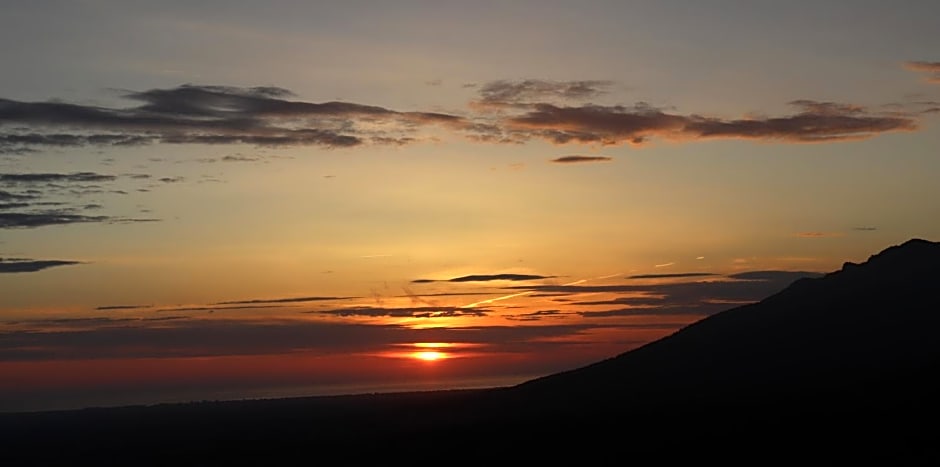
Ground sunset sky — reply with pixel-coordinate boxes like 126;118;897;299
2;0;939;412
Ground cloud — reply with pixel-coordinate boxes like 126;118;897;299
0;190;36;201
852;226;877;231
472;99;917;146
726;271;819;282
550;155;613;164
216;296;359;305
477;79;613;105
412;274;554;283
448;274;555;282
157;305;292;313
0;258;82;273
145;315;190;322
571;296;668;307
795;231;843;238
2;83;921;157
505;309;572;321
5;316;141;326
394;292;496;298
0;172;117;183
510;270;823;310
0;134;153;154
627;272;718;279
904;61;940;84
0;172;161;229
576;302;732;318
96;304;153;311
221;154;262;162
571;272;820;318
0;84;465;154
306;306;488;318
0;212;156;229
0;212;110;228
0;268;827;366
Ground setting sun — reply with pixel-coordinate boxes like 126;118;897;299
413;351;447;361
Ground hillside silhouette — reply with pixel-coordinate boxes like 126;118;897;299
2;239;939;464
516;237;940;405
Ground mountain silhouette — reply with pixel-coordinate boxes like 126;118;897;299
485;238;940;462
513;238;940;410
3;239;939;464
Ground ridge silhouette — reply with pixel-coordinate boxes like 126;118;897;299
513;238;940;409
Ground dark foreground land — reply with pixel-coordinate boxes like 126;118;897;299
3;239;939;465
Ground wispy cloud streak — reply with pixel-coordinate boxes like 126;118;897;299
550;155;612;164
0;171;160;229
905;61;940;84
412;274;554;283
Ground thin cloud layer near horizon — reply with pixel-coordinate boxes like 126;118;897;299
1;0;938;412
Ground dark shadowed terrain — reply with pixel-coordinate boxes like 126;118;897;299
3;239;939;465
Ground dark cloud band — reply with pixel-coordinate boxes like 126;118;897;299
551;155;612;164
0;84;465;154
216;296;359;305
412;274;554;283
0;83;919;156
0;212;156;229
0;258;81;273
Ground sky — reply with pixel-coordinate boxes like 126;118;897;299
1;0;939;412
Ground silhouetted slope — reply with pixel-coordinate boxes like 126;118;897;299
515;238;940;410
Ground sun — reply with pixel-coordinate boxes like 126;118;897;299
412;350;446;361
396;343;462;361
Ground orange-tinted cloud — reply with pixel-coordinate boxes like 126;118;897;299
480;100;916;146
550;155;613;164
904;61;940;84
795;231;843;238
476;79;612;105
